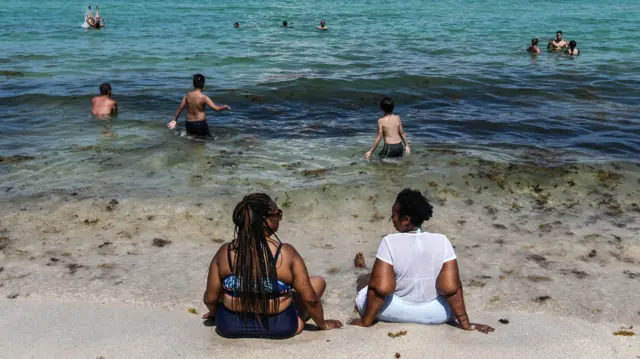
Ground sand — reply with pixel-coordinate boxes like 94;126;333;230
0;299;637;359
1;149;639;357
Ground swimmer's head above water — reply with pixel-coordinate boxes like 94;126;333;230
234;22;240;28
193;74;205;89
283;21;288;27
569;40;577;49
556;31;563;41
320;19;326;27
531;38;539;46
99;83;112;97
380;96;394;114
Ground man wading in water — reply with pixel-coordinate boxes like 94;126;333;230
167;74;232;138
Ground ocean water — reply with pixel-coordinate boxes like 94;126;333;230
1;0;640;198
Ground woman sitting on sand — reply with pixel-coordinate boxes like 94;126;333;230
349;189;494;333
202;193;343;338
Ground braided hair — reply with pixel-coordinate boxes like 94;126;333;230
230;193;281;322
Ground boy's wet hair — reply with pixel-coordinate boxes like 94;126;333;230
395;188;434;227
99;83;111;95
557;30;563;35
193;74;205;89
569;40;577;48
380;96;395;113
532;38;539;45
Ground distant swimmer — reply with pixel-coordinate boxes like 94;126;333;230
547;31;568;51
364;97;411;161
234;22;240;28
85;5;93;25
91;83;117;117
167;74;232;138
566;40;580;56
282;21;288;27
317;19;328;30
527;38;540;54
86;5;105;29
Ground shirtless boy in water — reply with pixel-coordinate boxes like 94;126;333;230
167;74;231;137
91;83;117;117
364;97;411;160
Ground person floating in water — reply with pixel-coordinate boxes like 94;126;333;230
91;83;117;117
527;38;540;54
317;19;328;30
167;74;232;138
282;21;288;27
566;40;580;56
86;5;105;29
547;31;568;51
85;5;93;25
364;97;411;161
234;22;240;28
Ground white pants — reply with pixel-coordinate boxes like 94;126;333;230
355;286;453;324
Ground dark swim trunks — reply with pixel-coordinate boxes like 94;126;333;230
185;121;212;137
215;303;299;339
379;143;404;158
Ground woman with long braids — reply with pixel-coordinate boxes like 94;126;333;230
349;189;495;334
203;193;343;338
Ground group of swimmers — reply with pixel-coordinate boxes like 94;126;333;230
85;5;105;29
234;19;328;30
527;31;579;56
91;74;410;161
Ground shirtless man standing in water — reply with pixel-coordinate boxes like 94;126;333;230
548;31;569;51
167;74;232;137
91;83;117;117
364;97;411;160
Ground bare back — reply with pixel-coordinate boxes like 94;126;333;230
217;241;297;314
379;115;403;145
91;95;117;117
184;90;210;122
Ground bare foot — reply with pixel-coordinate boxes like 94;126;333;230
354;252;366;268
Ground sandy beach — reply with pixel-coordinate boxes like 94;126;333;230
1;299;637;359
1;150;639;358
3;0;640;356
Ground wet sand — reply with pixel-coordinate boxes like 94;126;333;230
1;149;639;357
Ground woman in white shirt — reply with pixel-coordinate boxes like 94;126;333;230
349;188;494;333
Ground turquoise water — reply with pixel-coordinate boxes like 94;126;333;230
1;0;640;197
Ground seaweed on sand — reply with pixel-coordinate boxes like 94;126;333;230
152;238;172;247
0;155;35;164
613;330;635;337
527;275;552;282
534;295;551;303
370;212;385;222
388;330;407;338
301;168;331;177
596;170;623;182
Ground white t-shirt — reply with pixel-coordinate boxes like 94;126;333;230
376;231;457;303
